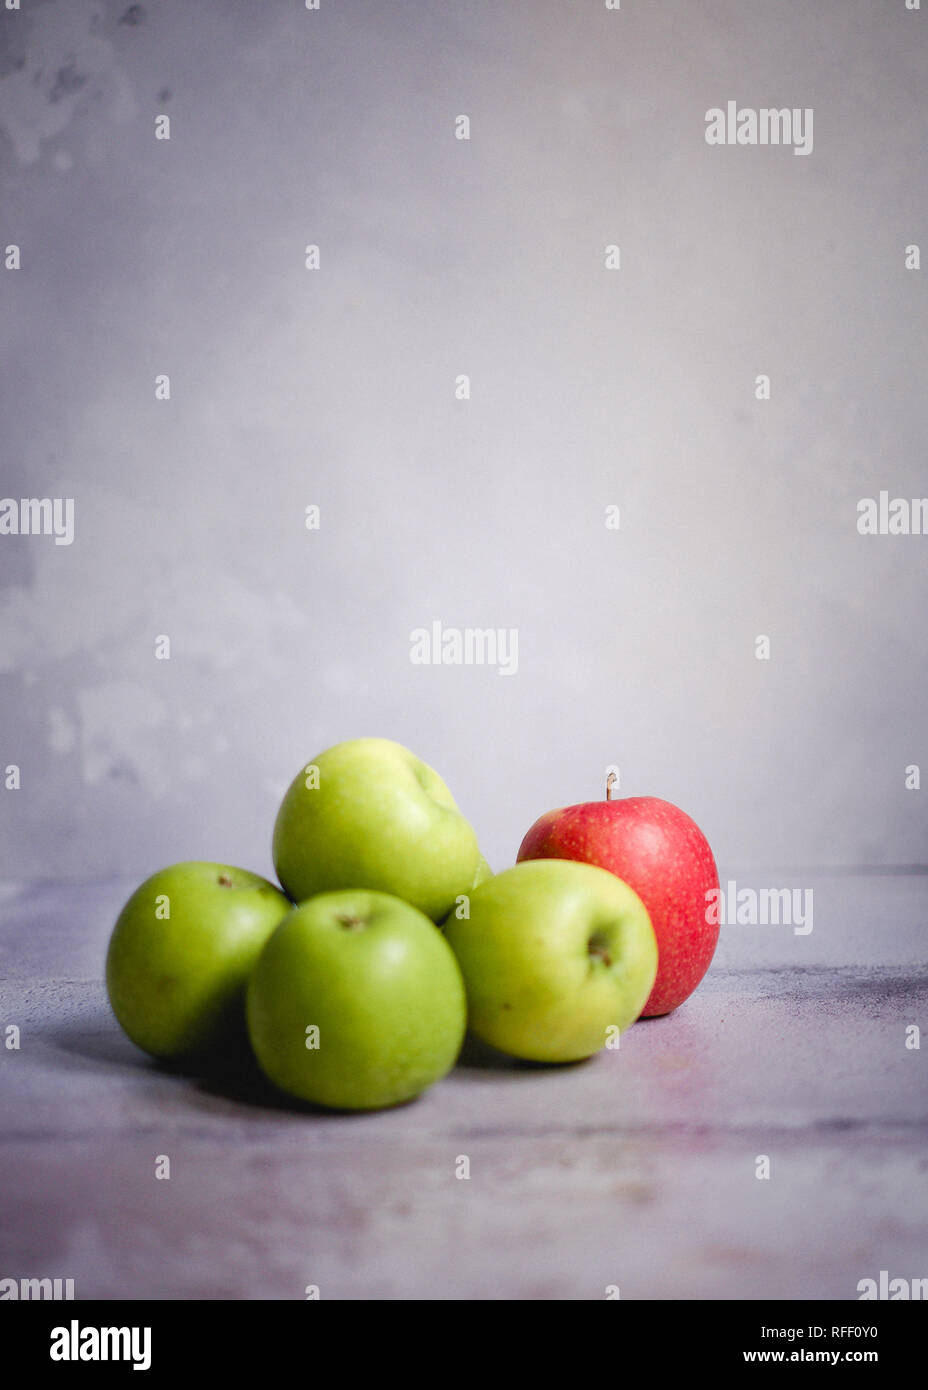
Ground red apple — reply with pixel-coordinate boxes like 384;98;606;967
516;778;719;1016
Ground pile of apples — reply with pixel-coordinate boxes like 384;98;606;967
106;738;719;1110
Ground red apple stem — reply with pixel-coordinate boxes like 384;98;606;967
606;771;617;801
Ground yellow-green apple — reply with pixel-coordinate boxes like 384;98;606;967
273;738;481;922
517;780;719;1015
444;859;657;1062
106;862;292;1063
246;889;467;1109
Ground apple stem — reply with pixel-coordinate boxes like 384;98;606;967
606;772;617;801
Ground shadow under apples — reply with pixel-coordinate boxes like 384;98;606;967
47;1016;588;1115
45;1017;144;1070
191;1050;396;1118
160;1034;393;1118
45;1016;379;1118
454;1031;592;1074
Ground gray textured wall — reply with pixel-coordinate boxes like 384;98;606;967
1;0;926;883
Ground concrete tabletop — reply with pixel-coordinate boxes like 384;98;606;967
1;872;926;1301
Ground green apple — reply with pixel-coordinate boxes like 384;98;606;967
246;889;467;1110
106;862;292;1064
273;738;481;922
444;859;658;1063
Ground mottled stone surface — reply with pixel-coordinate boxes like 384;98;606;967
1;876;925;1299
